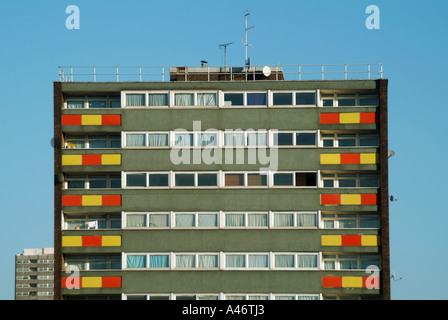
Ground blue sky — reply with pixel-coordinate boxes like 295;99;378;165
0;0;447;300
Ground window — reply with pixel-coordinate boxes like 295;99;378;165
126;134;146;147
174;173;218;188
224;93;244;106
175;93;194;106
320;93;378;107
295;172;317;187
126;93;145;106
65;134;121;149
273;212;317;228
148;173;169;187
148;93;168;106
149;255;169;268
148;133;169;147
65;95;121;109
126;173;146;187
247;132;267;146
247;93;267;106
296;92;316;105
322;173;379;188
197;93;217;106
65;255;121;271
65;214;121;230
322;213;379;229
274;133;293;146
296;132;317;146
149;213;170;227
225;173;244;187
224;132;245;146
174;133;194;147
273;93;292;105
66;174;121;189
273;173;294;186
323;254;380;270
197;173;218;187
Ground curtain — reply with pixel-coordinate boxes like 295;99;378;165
297;255;317;268
175;93;194;106
149;255;169;268
275;255;294;268
197;93;216;106
247;133;267;146
149;214;169;227
148;134;168;147
67;101;84;109
226;214;245;227
248;214;268;227
198;295;218;300
148;94;168;106
324;261;335;270
126;134;146;147
199;133;217;146
224;133;245;146
298;296;319;300
127;255;146;268
198;214;218;227
127;214;146;227
248;255;268;268
247;93;266;106
274;214;294;227
276;296;294;300
174;133;193;146
126;94;145;106
340;260;358;270
226;255;245;268
176;255;195;268
248;296;269;300
297;214;317;227
198;255;218;268
176;214;195;227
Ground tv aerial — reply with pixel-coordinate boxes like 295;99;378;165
243;10;255;66
219;42;233;68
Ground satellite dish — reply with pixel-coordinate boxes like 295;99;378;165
262;66;271;77
388;150;395;158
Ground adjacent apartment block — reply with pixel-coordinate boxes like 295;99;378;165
54;64;389;300
15;248;54;300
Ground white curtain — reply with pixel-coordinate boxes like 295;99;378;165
297;255;317;268
126;214;146;227
298;296;319;300
176;255;195;268
224;133;245;146
276;296;294;300
248;214;268;227
274;214;294;227
248;255;268;268
199;133;217;146
148;94;168;106
247;132;267;146
297;214;317;227
226;214;245;227
197;93;216;106
175;93;194;106
148;134;168;147
176;214;195;227
226;254;245;268
67;101;84;109
126;134;146;147
149;214;169;227
126;94;145;106
198;255;218;268
275;255;294;268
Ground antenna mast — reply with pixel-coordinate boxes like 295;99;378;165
244;11;254;66
219;42;233;68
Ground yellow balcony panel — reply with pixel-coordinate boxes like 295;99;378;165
82;195;103;206
102;236;122;247
360;153;379;164
320;154;341;165
81;115;102;125
340;194;361;205
342;276;363;288
62;236;82;247
62;155;82;166
321;235;342;246
82;277;102;288
339;113;360;124
362;235;381;246
101;154;121;165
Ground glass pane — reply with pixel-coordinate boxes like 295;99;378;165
67;181;85;189
297;214;317;227
248;255;269;268
176;255;195;268
359;134;379;147
175;174;195;187
89;260;107;270
247;174;267;186
224;133;245;146
225;174;244;186
150;296;170;300
127;255;146;268
148;134;168;147
323;99;334;107
198;255;218;268
295;172;316;186
198;214;218;227
339;219;357;228
296;133;316;146
275;255;294;268
247;133;267;146
339;178;357;188
297;255;317;268
176;214;195;227
148;174;169;187
109;100;121;108
126;134;146;147
323;139;334;147
149;255;169;268
274;133;293;146
89;180;107;189
126;94;145;106
360;175;379;187
338;139;356;147
274;214;294;227
127;214;146;227
247;93;267;106
273;93;292;105
323;180;334;188
273;173;293;186
324;219;335;229
224;93;244;106
296;92;316;105
126;174;146;187
226;255;245;268
225;214;245;227
360;217;380;228
174;133;193;146
199;133;217;146
197;174;217;187
197;93;217;106
175;93;194;106
149;214;169;227
248;213;268;227
340;260;358;270
89;101;106;108
148;94;168;106
67;101;84;109
89;140;107;148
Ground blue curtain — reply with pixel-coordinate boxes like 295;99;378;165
150;255;169;268
127;255;146;268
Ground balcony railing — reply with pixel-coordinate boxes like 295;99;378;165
58;63;383;82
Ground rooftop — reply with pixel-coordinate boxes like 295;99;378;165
58;63;383;83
